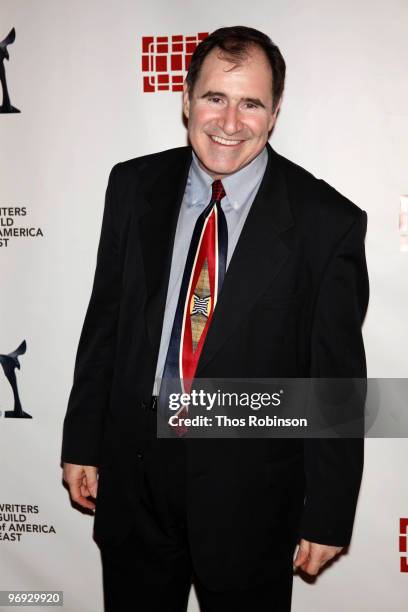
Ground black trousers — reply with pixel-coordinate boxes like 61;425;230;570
100;441;294;612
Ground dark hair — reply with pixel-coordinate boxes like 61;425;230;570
186;26;286;112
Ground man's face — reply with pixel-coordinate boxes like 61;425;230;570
183;45;281;179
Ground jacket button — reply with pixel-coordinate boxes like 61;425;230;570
136;450;143;460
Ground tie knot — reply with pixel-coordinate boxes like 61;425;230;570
211;180;225;203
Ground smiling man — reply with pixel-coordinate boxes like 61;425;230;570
62;26;369;612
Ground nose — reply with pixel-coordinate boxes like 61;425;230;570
219;104;242;135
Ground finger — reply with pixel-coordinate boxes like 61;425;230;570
84;467;98;498
299;547;324;575
80;483;90;497
69;480;96;510
79;471;97;498
301;555;324;576
301;548;334;575
293;539;310;569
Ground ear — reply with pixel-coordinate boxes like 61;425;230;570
182;82;190;119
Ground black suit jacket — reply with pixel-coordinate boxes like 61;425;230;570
62;143;369;590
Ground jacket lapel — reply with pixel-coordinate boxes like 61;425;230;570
196;143;294;375
137;147;192;357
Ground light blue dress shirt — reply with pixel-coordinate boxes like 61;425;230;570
153;146;268;394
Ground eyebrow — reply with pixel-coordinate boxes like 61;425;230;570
199;90;266;109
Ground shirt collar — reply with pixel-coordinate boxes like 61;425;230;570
188;146;268;211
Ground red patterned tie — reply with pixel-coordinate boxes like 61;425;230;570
181;179;226;383
160;179;227;436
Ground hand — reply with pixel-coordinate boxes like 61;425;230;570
293;538;343;576
63;463;98;511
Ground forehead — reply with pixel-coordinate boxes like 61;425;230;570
196;45;273;93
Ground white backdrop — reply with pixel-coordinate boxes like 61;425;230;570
1;1;407;610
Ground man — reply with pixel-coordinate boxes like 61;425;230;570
62;26;369;612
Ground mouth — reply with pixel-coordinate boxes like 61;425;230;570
209;135;244;147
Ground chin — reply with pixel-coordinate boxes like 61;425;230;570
199;156;242;178
205;165;236;178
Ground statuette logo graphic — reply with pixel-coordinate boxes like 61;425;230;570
0;340;31;418
0;27;20;114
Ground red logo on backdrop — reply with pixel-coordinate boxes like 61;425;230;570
142;32;208;92
400;518;408;572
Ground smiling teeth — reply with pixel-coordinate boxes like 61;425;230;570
211;136;241;146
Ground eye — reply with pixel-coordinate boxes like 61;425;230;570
244;102;258;110
208;96;223;104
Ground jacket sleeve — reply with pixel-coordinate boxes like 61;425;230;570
299;209;369;546
61;165;122;466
